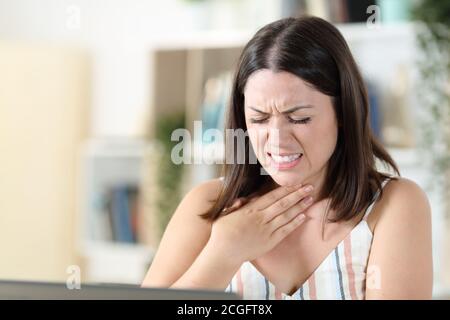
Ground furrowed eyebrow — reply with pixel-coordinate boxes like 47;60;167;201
247;105;314;115
281;105;314;114
247;106;270;115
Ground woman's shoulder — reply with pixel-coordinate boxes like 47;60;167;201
188;177;224;203
371;176;431;233
179;177;224;218
382;177;430;210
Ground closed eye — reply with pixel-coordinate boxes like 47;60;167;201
249;117;311;125
288;117;311;124
249;118;269;124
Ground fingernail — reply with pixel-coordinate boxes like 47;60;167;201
298;213;306;220
304;196;313;205
305;185;314;192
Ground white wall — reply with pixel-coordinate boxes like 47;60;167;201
0;41;89;281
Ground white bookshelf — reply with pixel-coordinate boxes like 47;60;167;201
77;138;156;284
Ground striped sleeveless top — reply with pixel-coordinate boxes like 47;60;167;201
224;177;391;300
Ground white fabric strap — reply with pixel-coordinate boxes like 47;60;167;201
362;177;391;221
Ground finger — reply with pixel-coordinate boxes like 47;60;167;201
270;211;309;242
230;197;246;209
268;195;313;229
253;183;303;210
231;198;243;207
238;197;252;207
263;185;314;223
222;197;247;214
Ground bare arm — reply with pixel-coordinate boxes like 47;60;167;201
365;178;433;299
170;239;242;290
141;178;224;288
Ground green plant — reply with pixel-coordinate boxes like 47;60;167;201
412;0;450;212
154;111;186;236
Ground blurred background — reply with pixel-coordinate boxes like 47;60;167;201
0;0;449;298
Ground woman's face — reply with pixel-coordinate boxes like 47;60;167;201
244;69;338;191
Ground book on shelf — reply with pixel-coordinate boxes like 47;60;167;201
103;184;140;244
366;79;382;142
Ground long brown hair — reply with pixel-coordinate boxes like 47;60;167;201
200;16;399;223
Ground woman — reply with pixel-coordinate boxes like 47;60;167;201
142;16;433;299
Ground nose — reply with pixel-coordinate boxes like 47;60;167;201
266;117;295;150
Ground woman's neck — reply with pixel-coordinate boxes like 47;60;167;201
263;174;326;201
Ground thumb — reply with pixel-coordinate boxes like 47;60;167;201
231;197;247;208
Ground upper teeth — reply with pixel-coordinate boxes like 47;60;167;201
271;153;302;163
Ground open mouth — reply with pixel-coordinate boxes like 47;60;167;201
266;152;303;170
267;152;303;164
